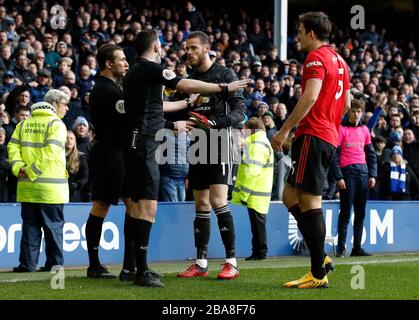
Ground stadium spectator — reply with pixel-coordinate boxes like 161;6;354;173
378;145;419;200
72;116;92;159
262;111;277;143
65;130;89;202
8;89;69;272
232;117;274;261
332;99;377;258
0;126;10;202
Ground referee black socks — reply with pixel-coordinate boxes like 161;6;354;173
86;214;104;268
133;218;152;274
215;205;236;258
194;211;211;259
122;213;136;271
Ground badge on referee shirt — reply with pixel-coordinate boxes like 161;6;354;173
115;100;126;114
162;69;176;80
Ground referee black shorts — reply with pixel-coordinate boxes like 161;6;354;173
90;142;126;205
188;163;230;190
287;134;336;195
124;136;160;201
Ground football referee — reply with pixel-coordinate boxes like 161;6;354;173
85;44;136;280
123;29;247;287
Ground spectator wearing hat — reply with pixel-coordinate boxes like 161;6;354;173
378;145;419;200
0;70;16;99
56;41;69;60
73;116;92;160
208;50;217;62
43;33;60;70
246;91;263;117
231;60;241;76
262;111;277;143
255;101;269;118
243;79;255;108
29;68;51;103
252;60;262;78
5;82;32;116
6;18;18;43
14;41;30;58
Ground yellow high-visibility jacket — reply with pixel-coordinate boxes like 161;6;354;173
232;130;274;214
8;103;69;204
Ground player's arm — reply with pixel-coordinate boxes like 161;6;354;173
175;78;248;94
271;79;322;151
280;79;322;133
163;94;199;113
344;89;351;114
211;69;246;128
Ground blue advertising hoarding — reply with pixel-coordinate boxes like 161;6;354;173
0;201;417;268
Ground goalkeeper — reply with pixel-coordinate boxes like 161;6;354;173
178;31;246;280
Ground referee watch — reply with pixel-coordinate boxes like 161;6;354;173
218;83;228;95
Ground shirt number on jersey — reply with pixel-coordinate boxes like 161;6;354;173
335;68;344;100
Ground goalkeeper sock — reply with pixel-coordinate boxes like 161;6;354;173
86;214;104;268
215;205;236;258
134;218;152;274
194;211;211;259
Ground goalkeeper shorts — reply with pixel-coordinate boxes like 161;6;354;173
188;162;230;190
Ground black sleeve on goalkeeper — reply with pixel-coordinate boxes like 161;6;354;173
214;68;246;129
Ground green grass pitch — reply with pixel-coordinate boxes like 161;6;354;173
1;253;418;300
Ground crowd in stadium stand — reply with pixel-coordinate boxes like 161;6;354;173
0;0;418;203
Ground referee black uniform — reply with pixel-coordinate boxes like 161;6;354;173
123;57;182;287
90;75;127;203
123;58;182;201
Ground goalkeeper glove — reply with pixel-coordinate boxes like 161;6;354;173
188;111;215;129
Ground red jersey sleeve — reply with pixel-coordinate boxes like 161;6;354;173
304;51;326;81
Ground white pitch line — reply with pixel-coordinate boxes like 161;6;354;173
1;257;418;283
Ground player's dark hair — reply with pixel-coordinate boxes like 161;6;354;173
187;31;211;46
96;43;123;71
299;11;332;41
350;99;366;112
134;29;159;57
